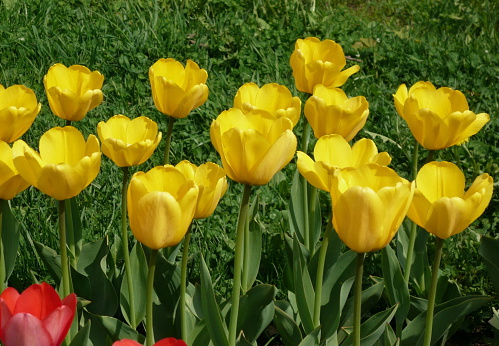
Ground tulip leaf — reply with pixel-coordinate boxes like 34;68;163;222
1;200;20;283
298;326;321;346
200;254;229;346
187;318;212;346
321;276;355;341
274;303;302;346
65;197;83;262
401;295;492;346
34;241;61;283
237;284;276;343
381;244;410;334
241;195;262;293
88;313;145;343
321;249;356;306
120;240;147;329
236;331;254;346
479;237;499;294
408;229;431;297
69;320;92;346
77;238;118;316
342;304;398;346
292;236;315;334
382;323;398;346
70;265;92;299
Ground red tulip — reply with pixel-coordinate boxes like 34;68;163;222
0;282;76;346
113;337;187;346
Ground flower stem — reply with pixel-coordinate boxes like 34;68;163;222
228;184;252;346
403;141;419;284
0;199;5;292
423;237;444;346
65;199;76;268
313;217;332;327
146;249;158;346
354;252;365;346
58;200;71;298
121;167;136;328
241;207;250;294
180;225;193;341
163;116;175;165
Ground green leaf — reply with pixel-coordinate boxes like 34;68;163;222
237;284;276;343
88;313;145;343
200;254;229;346
289;170;307;245
479;237;499;294
342;304;398;346
65;197;83;261
409;230;431;296
274;304;302;346
292;236;315;334
382;244;410;333
298;326;321;346
69;321;92;346
321;276;355;341
241;195;262;292
34;241;61;283
120;240;147;329
77;238;118;316
1;200;20;282
382;323;398;346
401;295;492;346
187;319;211;346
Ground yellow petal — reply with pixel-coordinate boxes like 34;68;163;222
297;151;332;192
37;164;86;200
424;197;475;239
39;127;86;165
415;161;465;202
12;140;44;187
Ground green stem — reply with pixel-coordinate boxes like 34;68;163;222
0;199;5;292
146;249;158;346
163;116;175;165
228;184;252;346
58;200;71;298
423;237;444;346
300;117;311;153
426;150;435;164
121;167;136;328
180;225;193;341
65;199;76;268
241;206;250;295
299;117;311;252
308;186;318;256
313;217;332;327
354;252;365;346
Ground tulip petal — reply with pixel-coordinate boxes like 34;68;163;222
2;313;54;346
12;140;44;187
113;340;142;346
37;164;86;200
13;282;61;319
416;162;465;202
39;127;86;166
424;197;475;239
297;151;331;191
43;294;76;346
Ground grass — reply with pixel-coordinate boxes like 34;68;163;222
1;0;498;343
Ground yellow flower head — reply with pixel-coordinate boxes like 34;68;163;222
297;134;391;192
127;166;199;249
44;63;104;121
290;37;360;94
408;161;493;239
97;115;162;167
210;108;297;186
149;58;208;118
305;85;369;140
12;126;101;200
233;83;301;126
330;164;414;253
175;161;228;219
0;141;30;200
0;84;41;143
393;81;489;150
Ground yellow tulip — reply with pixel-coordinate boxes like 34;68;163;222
290;37;360;94
174;161;228;219
97;115;162;167
330;164;414;253
305;85;369;140
297;134;391;192
127;166;199;249
44;64;104;121
407;161;493;239
233;83;301;126
0;141;30;200
12;126;101;200
393;81;490;150
149;58;208;118
0;84;41;143
210;108;297;186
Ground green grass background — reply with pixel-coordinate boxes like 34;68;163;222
1;0;497;342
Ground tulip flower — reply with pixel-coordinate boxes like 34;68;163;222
12;126;101;200
149;58;208;119
0;84;41;143
0;141;30;200
174;161;228;219
113;338;187;346
407;161;493;239
210;108;297;186
0;282;76;346
304;85;369;141
330;164;414;253
233;82;301;126
127;165;199;250
44;63;104;121
393;81;490;150
297;134;391;192
97;115;162;167
290;37;360;94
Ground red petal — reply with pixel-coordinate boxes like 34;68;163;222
14;283;61;319
0;288;20;314
2;313;54;346
155;338;188;346
112;340;142;346
43;304;76;345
